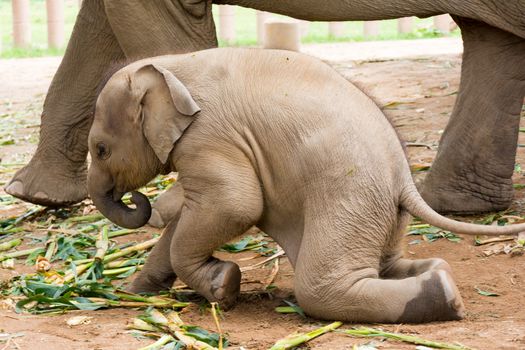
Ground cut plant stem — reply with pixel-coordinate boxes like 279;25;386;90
44;237;56;261
68;237;159;271
241;249;285;272
210;302;223;350
341;327;472;350
105;258;145;269
0;238;22;252
107;228;138;238
113;292;189;308
165;311;218;350
64;213;105;223
86;297;188;309
270;321;342;350
474;236;515;246
94;226;109;262
138;334;175;350
0;247;41;262
103;237;159;263
408;224;431;229
63;262;93;283
102;265;143;276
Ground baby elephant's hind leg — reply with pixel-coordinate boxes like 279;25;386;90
294;223;465;323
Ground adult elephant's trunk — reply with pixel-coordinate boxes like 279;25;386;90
88;169;151;229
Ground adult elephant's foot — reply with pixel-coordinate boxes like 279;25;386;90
420;169;514;214
5;157;87;206
420;17;525;214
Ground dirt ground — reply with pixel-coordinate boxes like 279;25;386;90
1;52;525;350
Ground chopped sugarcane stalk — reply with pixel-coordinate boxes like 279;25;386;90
94;226;110;262
341;327;473;350
128;318;162;332
0;227;25;235
72;237;160;266
86;297;187;309
35;237;57;272
113;293;188;307
105;258;145;269
165;311;218;350
210;302;224;350
102;265;143;276
0;247;41;262
102;237;159;263
44;237;56;261
63;262;93;283
137;334;176;350
64;213;106;224
0;238;22;252
408;224;431;229
107;228;138;238
270;321;342;350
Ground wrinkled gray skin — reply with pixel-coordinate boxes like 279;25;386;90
88;48;525;323
6;0;525;216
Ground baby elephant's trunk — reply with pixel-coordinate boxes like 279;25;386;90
88;168;151;229
400;183;525;236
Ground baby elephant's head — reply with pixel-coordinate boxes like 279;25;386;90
88;63;200;229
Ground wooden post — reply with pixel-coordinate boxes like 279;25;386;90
46;0;64;49
434;14;451;34
263;19;301;52
397;17;413;34
300;20;310;38
12;0;31;48
363;21;380;38
328;22;345;38
218;5;236;44
256;11;271;45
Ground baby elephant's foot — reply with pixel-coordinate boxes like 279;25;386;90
208;261;241;310
128;271;176;294
400;270;465;323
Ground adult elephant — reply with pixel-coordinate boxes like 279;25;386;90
5;0;525;214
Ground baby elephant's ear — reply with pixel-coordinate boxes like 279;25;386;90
137;64;201;164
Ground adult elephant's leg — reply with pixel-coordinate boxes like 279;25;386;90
104;0;217;58
5;0;125;206
6;0;217;207
421;18;525;214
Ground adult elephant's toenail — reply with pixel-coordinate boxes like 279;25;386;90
33;192;49;201
5;181;24;196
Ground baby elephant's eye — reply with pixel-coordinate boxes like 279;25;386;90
96;142;110;160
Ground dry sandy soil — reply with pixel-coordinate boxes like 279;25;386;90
1;51;525;349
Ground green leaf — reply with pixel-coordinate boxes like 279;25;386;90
180;325;228;348
475;287;500;297
279;300;306;318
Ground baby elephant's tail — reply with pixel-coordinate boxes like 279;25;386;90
400;183;525;236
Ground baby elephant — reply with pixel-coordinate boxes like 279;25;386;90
88;48;525;323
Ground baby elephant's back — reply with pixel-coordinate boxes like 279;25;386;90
221;49;407;200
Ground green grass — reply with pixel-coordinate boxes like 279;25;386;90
0;1;460;58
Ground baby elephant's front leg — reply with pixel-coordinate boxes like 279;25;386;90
128;216;180;293
170;157;263;309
